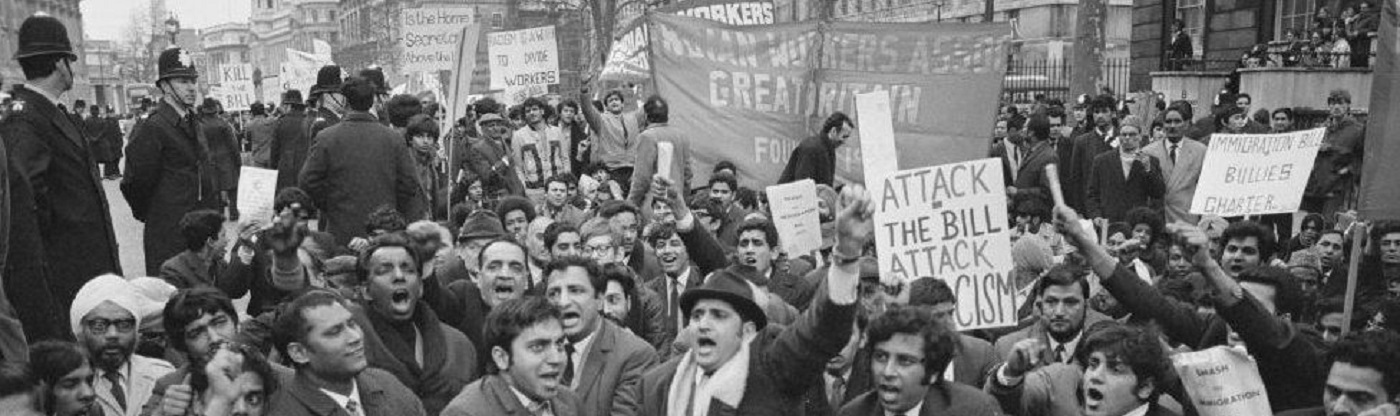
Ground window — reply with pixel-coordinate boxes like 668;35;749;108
1276;0;1318;40
1176;0;1205;58
492;12;504;29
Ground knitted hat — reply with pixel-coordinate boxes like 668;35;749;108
458;210;505;241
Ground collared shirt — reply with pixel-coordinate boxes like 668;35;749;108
510;384;555;416
21;82;62;107
1119;152;1138;178
1050;331;1083;364
886;400;923;416
95;361;132;406
569;329;598;389
1122;403;1151;416
824;367;853;400
667;267;694;329
319;380;363;416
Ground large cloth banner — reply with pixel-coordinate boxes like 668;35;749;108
1360;0;1400;220
488;26;559;90
649;14;1011;186
600;0;775;82
1189;128;1325;217
1171;346;1273;416
215;64;256;112
401;6;478;73
872;158;1016;330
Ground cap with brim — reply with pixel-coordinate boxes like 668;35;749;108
478;113;507;125
680;269;768;330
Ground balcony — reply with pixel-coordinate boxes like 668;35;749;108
1152;46;1374;118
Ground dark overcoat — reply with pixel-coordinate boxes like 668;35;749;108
122;101;223;275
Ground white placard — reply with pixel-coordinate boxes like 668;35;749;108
401;6;477;73
765;179;822;256
657;142;675;181
1171;346;1273;416
236;167;279;223
873;158;1016;330
1190;128;1324;216
280;48;333;93
488;26;559;90
217;64;256;112
501;83;549;106
856;91;897;183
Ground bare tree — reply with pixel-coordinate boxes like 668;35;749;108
116;0;167;83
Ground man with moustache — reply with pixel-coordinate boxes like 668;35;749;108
70;275;175;416
141;288;255;416
269;290;426;416
544;256;657;416
837;306;1000;416
448;239;532;368
994;264;1109;366
356;235;479;416
1141;104;1206;224
441;296;583;416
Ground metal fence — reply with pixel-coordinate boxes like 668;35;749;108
1002;59;1132;104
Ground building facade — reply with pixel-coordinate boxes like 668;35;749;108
0;0;86;99
82;38;122;111
249;0;340;88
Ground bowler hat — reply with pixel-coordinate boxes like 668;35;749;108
309;65;342;96
359;66;389;94
157;47;199;82
199;97;221;114
458;211;505;241
15;14;76;60
680;268;769;330
281;89;304;105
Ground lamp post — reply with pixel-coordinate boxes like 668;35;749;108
165;15;181;45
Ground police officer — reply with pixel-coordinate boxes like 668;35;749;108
2;14;122;335
306;64;345;141
121;47;222;275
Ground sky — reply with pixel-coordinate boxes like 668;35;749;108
82;0;252;41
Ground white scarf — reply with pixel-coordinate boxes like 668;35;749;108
666;332;756;416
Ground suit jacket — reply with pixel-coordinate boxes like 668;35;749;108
3;85;122;309
268;368;427;416
645;264;705;357
993;311;1111;365
989;141;1023;186
1012;141;1057;202
1141;138;1206;224
123;101;223;275
1069;128;1117;211
361;304;480;416
573;319;658;416
645;221;729;356
441;374;581;416
800;351;871;416
839;380;1001;416
778;135;837;186
446;280;493;371
953;334;1001;388
299;111;425;246
986;361;1182;416
1085;151;1165;222
95;354;175;416
270;108;311;190
199;114;241;191
632;291;857;416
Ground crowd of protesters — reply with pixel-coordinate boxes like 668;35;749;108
2;11;1400;416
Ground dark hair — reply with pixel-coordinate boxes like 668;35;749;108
734;218;778;249
1037;263;1090;300
521;97;549;114
189;342;278;398
1125;207;1164;243
603;90;626;105
643;95;668;123
472;98;502;118
179;209;225;251
357;232;418;284
251;102;267;116
163;288;239;353
1314;296;1347;324
596;200;641;220
735;187;759;211
273;186;317;218
0;361;38;407
1222;220;1278;260
406;115;440;146
478;238;528;269
271;290;348;367
1237;266;1304;317
556;100;579;115
909;276;956;306
544;256;606;294
1329;330;1400;398
1235;93;1252;104
709;173;738;192
340;77;376;111
28;340;88;409
865;306;959;379
483;297;562;374
1088;95;1117;113
1215;106;1247;129
18;54;66;80
713;160;737;175
1025;115;1051;141
1074;322;1170;401
495;196;537;225
602;263;638;300
545;174;572;191
820;112;854;139
365;205;408;234
543;222;580;250
646;221;680;248
1165;101;1194;121
385;94;423;128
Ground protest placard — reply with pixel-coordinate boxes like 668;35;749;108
1190;128;1324;217
236;167;279;225
657;142;676;181
217;64;256;112
280;48;333;92
489;26;558;90
857;91;897;183
401;6;477;73
872;158;1016;330
765;180;822;256
1171;346;1273;416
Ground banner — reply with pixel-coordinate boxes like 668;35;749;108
216;64;256;112
1360;0;1400;220
872;158;1016;330
1189;128;1325;217
488;26;559;90
765;179;822;255
401;6;477;73
1171;346;1273;416
600;0;775;82
649;14;1011;186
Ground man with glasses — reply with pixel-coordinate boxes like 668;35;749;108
452;113;525;201
70;275;175;416
1142;103;1207;224
1085;116;1164;223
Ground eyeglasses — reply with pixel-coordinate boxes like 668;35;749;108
1163;118;1186;124
583;244;616;255
84;318;137;335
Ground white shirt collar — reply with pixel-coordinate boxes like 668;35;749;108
886;399;923;416
1122;403;1151;416
21;82;62;107
509;383;552;415
569;328;599;389
318;380;362;414
1049;330;1084;363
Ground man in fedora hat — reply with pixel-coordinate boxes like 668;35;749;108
2;14;122;339
306;65;345;141
122;46;224;275
270;89;311;190
632;185;874;415
359;66;392;126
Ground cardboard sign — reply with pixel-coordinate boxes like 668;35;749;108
401;6;478;72
488;26;559;90
856;91;898;183
657;142;676;181
216;64;256;112
873;158;1016;330
236;167;279;223
1190;128;1325;216
280;48;334;93
765;179;822;256
1171;346;1273;416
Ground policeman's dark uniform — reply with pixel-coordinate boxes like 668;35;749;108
120;47;222;275
306;65;343;143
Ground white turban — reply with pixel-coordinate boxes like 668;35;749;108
128;277;178;332
70;274;146;337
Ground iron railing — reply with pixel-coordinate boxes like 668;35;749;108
1002;58;1132;104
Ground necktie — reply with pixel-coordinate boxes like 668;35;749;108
1054;345;1067;363
562;342;576;387
345;399;364;416
673;281;685;330
1170;143;1179;164
104;371;126;411
828;374;847;410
